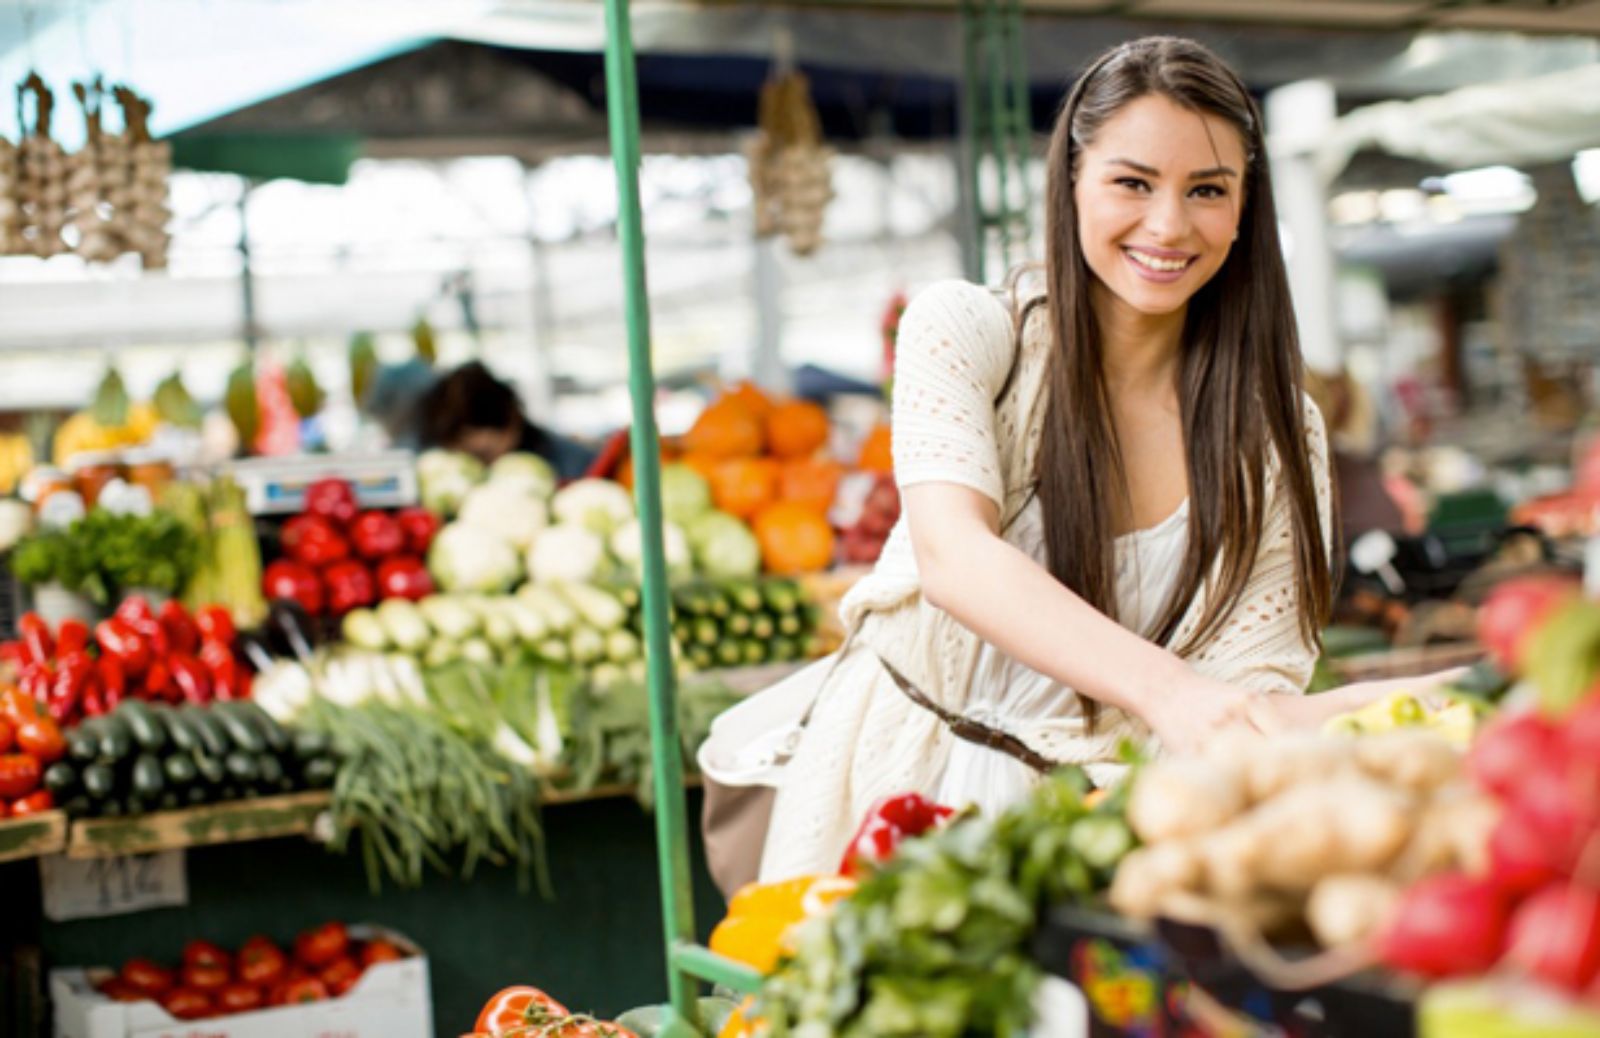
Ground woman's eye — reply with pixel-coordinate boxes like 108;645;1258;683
1191;184;1227;200
1113;177;1150;192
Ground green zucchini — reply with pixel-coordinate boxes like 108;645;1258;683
163;754;197;787
95;798;125;818
212;705;266;754
81;762;117;800
191;750;226;786
291;729;331;760
66;725;100;764
97;721;134;764
43;761;79;795
131;754;165;799
118;701;168;753
180;706;230;757
60;795;92;818
159;708;200;753
301;757;337;789
158;791;181;811
186;785;211;806
233;701;288;753
224;751;259;784
255;754;284;789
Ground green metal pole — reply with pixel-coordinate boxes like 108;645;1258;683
980;0;1013;265
1003;0;1033;250
599;0;700;1032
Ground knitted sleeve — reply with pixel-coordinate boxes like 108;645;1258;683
1187;397;1336;694
890;279;1018;510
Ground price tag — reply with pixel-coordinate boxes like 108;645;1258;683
39;850;188;921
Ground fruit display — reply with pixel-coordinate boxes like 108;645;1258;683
670;576;819;672
0;432;35;496
46;696;333;819
164;475;269;628
262;476;439;618
91;922;409;1018
1321;688;1481;744
469;984;638;1037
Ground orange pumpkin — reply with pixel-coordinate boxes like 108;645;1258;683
711;457;780;520
723;380;775;420
779;456;843;516
754;501;836;574
685;399;764;459
766;400;830;459
857;423;893;474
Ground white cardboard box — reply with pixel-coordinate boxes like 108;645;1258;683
51;925;432;1038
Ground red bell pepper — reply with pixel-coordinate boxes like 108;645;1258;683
263;561;325;616
114;596;160;638
95;619;151;676
19;661;51;708
47;653;93;724
839;793;955;876
168;655;212;705
349;511;404;561
96;656;126;705
56;618;90;657
323;561;376;615
376;556;434;602
395;507;442;555
143;659;174;703
210;656;244;701
199;638;233;674
158;600;201;656
0;642;25;668
195;605;237;646
11;789;53;816
304;478;359;526
281;514;351;567
17;614;52;667
81;677;106;717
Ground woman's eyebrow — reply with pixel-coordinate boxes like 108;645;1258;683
1106;157;1239;180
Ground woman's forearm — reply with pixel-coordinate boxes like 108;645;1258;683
919;525;1190;721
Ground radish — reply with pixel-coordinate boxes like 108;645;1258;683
1470;712;1564;800
1477;576;1580;674
1379;873;1510;978
1506;883;1600;994
1491;810;1565;895
1514;766;1600;879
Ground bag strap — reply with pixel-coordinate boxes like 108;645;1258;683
875;653;1064;774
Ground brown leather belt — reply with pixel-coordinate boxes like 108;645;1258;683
876;653;1064;775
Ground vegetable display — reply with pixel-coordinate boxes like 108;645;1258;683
0;600;249;726
164;475;269;628
46;696;334;818
0;684;65;818
468;983;638;1037
263;477;439;617
11;507;198;605
92;922;409;1019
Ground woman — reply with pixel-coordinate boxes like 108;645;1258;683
418;361;595;480
705;36;1416;886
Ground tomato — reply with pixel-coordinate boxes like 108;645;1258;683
216;982;264;1014
359;938;404;967
236;937;288;987
0;754;40;799
273;976;329;1005
476;986;570;1034
294;921;349;967
159;986;214;1021
182;939;231;972
13;715;64;764
318;955;362;998
182;962;230;992
96;978;146;1003
11;790;53;816
0;716;12;754
120;958;175;996
0;686;40;725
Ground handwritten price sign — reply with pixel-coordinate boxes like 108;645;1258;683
40;851;188;921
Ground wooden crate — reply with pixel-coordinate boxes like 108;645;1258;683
0;810;67;863
66;791;330;860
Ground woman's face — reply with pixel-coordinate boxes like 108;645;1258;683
456;423;519;465
1072;93;1246;319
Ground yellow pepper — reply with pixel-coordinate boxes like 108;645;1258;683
708;874;856;974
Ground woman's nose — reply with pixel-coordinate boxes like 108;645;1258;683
1143;190;1191;243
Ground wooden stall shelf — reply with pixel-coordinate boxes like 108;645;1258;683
66;791;330;860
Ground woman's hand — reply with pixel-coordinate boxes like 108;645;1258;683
1243;667;1470;734
1142;675;1266;756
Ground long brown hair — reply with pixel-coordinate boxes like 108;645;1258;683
1033;37;1334;719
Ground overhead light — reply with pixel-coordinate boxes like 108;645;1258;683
1575;150;1600;204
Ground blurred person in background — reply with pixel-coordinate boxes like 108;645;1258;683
418;361;596;480
1305;366;1415;545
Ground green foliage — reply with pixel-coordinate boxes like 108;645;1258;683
12;509;199;603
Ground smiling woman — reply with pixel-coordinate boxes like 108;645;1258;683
701;36;1454;887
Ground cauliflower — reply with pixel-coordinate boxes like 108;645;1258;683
526;522;608;584
610;518;691;581
427;522;522;593
659;463;712;526
488;452;557;501
551;478;634;534
457;481;549;550
417;449;484;517
686;511;761;579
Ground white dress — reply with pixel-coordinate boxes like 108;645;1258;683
934;495;1190;815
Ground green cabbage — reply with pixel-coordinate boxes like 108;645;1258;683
686;511;761;580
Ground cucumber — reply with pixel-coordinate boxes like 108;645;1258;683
118;701;168;753
66;724;101;764
163;754;197;787
212;705;266;754
186;785;211;806
181;707;230;757
714;641;742;668
124;795;147;816
291;729;331;760
97;718;134;764
60;795;92;818
740;639;766;666
43;761;79;795
725;612;752;637
232;701;288;753
255;754;284;789
224;751;259;784
776;612;802;637
131;754;165;799
191;751;226;787
761;578;801;614
750;614;776;641
159;708;200;754
725;580;764;614
158;791;181;812
95;799;125;818
81;762;117;800
301;757;337;789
